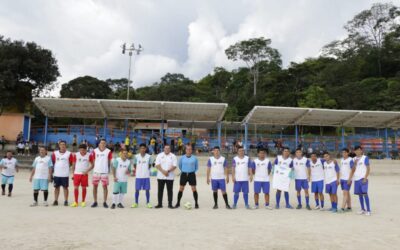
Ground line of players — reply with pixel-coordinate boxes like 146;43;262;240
0;139;371;215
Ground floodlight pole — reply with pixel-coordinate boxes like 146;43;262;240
121;43;143;100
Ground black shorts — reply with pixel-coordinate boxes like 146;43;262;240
53;176;69;188
180;172;196;186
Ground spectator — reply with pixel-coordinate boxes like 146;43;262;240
124;135;130;151
24;141;31;156
17;141;24;155
131;137;137;154
170;138;175;153
72;134;78;152
16;132;23;143
177;137;183;155
202;138;209;153
32;141;38;155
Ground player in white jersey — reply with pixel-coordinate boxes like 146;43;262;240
87;139;113;208
29;146;53;206
132;143;154;208
206;146;231;209
293;148;311;210
348;146;371;216
323;152;340;213
339;148;354;213
231;146;253;209
111;148;132;209
51;140;73;206
0;151;19;197
273;147;294;209
251;148;272;209
309;152;325;210
71;144;92;207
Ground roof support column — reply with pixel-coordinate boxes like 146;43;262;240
217;121;222;148
44;116;48;147
295;125;298;149
160;120;165;149
124;119;129;136
244;122;248;154
341;127;345;149
385;128;390;159
103;118;107;141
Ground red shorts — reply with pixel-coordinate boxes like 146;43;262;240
73;174;89;187
92;173;109;186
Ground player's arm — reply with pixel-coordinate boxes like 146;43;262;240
29;161;35;182
364;157;370;183
231;159;236;182
224;159;229;184
206;159;211;184
71;154;76;179
268;162;272;176
306;159;311;182
248;160;253;182
334;160;340;185
348;162;356;185
86;153;95;174
15;162;19;173
112;159;117;182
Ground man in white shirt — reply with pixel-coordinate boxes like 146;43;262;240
51;140;73;206
71;144;92;208
29;146;53;206
231;146;253;209
132;143;154;208
154;144;177;209
87;139;113;208
0;151;19;197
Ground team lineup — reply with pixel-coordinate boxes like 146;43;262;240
0;139;372;215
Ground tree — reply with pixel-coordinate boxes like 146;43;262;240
0;35;59;114
60;76;112;99
298;85;337;109
225;37;281;96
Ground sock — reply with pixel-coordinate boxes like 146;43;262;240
1;184;5;192
276;192;281;206
112;193;118;204
8;184;13;193
119;194;124;204
297;194;301;205
321;200;324;208
135;191;139;204
305;196;309;206
82;188;87;202
193;191;198;205
243;193;248;206
364;195;371;212
222;193;229;206
265;202;269;206
233;193;239;206
315;198;319;206
176;191;183;205
359;195;365;211
213;192;218;205
284;192;289;206
332;202;336;209
145;190;150;203
43;191;48;201
74;189;79;203
33;190;39;202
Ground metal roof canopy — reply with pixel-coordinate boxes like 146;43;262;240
33;98;228;122
243;106;400;129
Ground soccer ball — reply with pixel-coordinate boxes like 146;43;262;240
184;201;192;210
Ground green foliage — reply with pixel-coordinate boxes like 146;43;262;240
60;76;112;99
298;85;337;108
0;36;59;113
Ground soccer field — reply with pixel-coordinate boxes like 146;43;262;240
1;158;399;250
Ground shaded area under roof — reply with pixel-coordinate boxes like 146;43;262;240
243;106;400;129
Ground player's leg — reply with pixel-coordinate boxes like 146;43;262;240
155;179;165;208
111;182;120;209
189;173;199;208
31;189;39;206
284;191;292;209
275;189;282;209
304;181;310;210
118;182;127;208
243;181;250;209
1;176;6;195
53;178;60;206
166;180;174;208
233;181;240;209
220;180;230;209
295;180;302;209
361;180;371;215
254;181;261;208
62;177;69;206
101;175;109;208
92;174;99;207
72;174;79;207
145;178;151;208
175;173;187;208
7;177;14;196
81;174;88;207
133;178;141;207
264;182;271;209
211;180;218;208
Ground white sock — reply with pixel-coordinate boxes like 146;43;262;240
119;194;124;204
112;194;118;204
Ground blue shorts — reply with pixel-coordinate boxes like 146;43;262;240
325;181;338;194
135;178;150;190
211;179;226;192
340;179;352;191
295;179;309;191
233;181;249;193
33;179;49;191
53;176;69;188
354;179;368;195
311;180;324;193
254;181;270;194
1;175;14;185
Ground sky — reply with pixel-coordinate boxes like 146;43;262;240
1;0;399;95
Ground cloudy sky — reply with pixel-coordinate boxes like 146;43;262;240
1;0;399;95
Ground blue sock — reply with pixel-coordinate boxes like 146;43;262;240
321;200;324;208
145;190;150;203
305;196;310;206
359;195;365;211
255;202;259;206
265;202;269;206
364;195;371;212
243;193;249;206
276;192;281;206
315;198;319;206
297;194;301;205
284;192;289;206
234;193;239;206
332;202;336;209
135;191;139;204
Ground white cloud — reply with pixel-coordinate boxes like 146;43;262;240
1;0;399;95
